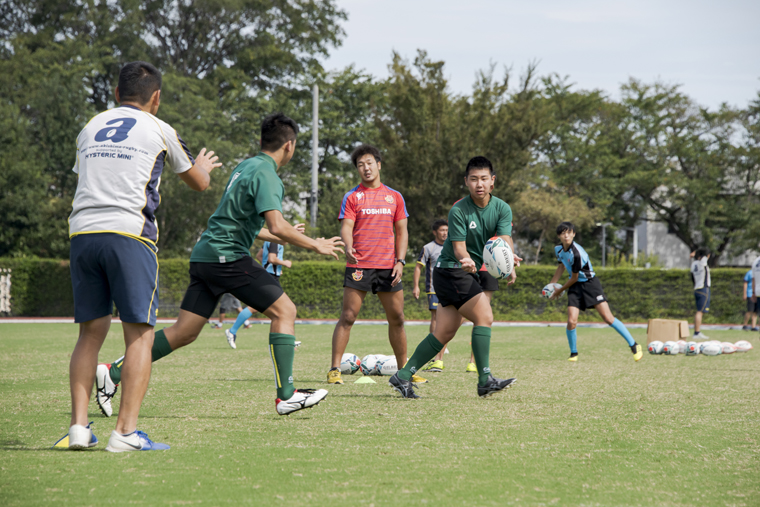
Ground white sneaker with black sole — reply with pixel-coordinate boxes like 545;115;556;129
95;363;118;417
225;329;237;349
275;389;328;415
106;430;170;452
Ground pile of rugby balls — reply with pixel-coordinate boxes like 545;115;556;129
340;353;400;376
647;340;753;356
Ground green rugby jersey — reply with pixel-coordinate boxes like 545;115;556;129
437;195;512;270
190;153;283;263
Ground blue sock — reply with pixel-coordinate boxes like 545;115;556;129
610;318;635;346
566;328;577;354
230;308;253;335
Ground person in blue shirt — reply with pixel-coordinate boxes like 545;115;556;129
742;270;759;331
549;222;643;362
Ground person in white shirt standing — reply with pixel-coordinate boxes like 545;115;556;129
690;247;711;340
66;61;221;452
751;255;760;334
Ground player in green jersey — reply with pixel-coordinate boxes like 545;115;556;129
95;113;344;417
390;156;522;399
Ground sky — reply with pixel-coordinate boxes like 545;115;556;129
322;0;760;110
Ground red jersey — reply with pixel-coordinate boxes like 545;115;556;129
339;183;408;269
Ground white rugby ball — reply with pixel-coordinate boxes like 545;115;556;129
721;342;736;354
663;341;679;355
376;355;399;376
676;340;688;354
734;340;753;352
648;341;664;355
340;353;361;375
360;354;380;375
541;283;564;299
483;237;514;279
701;342;722;356
685;342;700;356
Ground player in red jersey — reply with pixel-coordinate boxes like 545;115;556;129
328;144;421;384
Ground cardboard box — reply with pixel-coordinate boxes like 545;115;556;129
646;319;690;344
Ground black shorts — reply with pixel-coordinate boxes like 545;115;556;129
433;268;483;309
343;267;402;294
567;277;607;312
747;299;760;313
477;271;499;292
180;257;284;319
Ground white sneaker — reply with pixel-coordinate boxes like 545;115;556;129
275;389;328;415
105;430;170;452
244;319;251;327
294;341;302;349
694;332;710;340
225;329;237;349
96;363;117;417
68;424;97;450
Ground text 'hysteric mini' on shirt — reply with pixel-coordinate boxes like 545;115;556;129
69;105;195;244
339;183;408;269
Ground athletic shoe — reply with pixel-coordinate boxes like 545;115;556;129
243;319;251;328
294;341;302;349
631;342;643;362
225;329;237;349
388;372;419;399
568;353;578;362
67;424;98;450
477;374;517;398
465;362;477;372
327;368;343;385
276;389;328;415
106;430;170;452
693;332;710;340
421;360;444;372
95;363;117;417
742;325;751;331
208;321;223;329
411;373;428;384
752;327;760;332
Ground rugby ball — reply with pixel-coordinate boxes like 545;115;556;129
663;341;679;355
676;340;688;354
376;355;399;376
541;283;564;299
648;341;664;355
734;340;753;352
340;353;361;375
483;237;514;279
360;354;381;375
701;342;722;356
721;342;737;354
685;342;700;356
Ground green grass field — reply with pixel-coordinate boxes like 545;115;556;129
1;323;758;506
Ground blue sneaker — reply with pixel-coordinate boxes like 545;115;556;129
106;430;170;452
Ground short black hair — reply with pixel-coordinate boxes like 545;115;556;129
260;113;299;151
694;247;710;259
464;156;494;177
556;222;575;235
118;61;162;105
351;144;382;167
432;219;448;231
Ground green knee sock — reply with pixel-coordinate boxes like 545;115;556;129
398;333;443;381
269;333;296;400
471;326;492;386
108;328;173;385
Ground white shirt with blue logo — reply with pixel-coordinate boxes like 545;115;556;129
691;257;711;290
69;105;195;244
555;242;595;282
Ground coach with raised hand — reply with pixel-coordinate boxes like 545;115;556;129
66;61;220;452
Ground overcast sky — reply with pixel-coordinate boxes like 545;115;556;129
323;0;760;110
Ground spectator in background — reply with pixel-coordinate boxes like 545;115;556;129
742;269;759;331
690;248;711;340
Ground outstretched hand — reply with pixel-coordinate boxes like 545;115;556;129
195;148;222;174
315;236;345;260
293;223;306;234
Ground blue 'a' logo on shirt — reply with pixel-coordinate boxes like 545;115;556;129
94;118;137;143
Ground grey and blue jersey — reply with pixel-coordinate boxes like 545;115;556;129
263;241;284;277
417;240;444;293
555;243;595;282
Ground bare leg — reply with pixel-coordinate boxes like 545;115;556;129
261;293;297;335
753;313;758;328
163;310;211;350
695;311;703;333
114;322;154;435
331;288;367;368
378;291;407;367
567;306;580;331
70;316;111;427
594;302;616;325
218;312;225;326
744;311;751;326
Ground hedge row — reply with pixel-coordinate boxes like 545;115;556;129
0;258;750;323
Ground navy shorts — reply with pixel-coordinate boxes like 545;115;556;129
70;233;159;325
427;293;439;311
695;288;710;313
